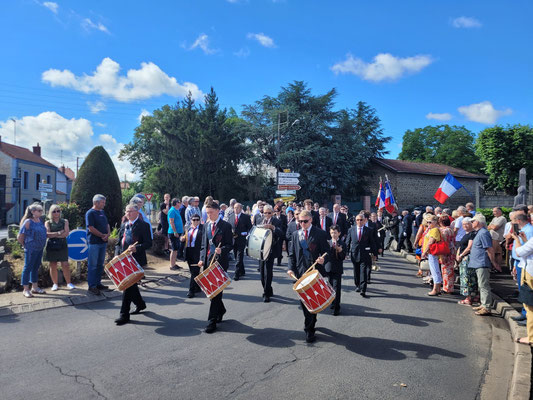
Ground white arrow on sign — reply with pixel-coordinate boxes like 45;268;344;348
278;172;300;178
69;237;88;253
278;177;299;185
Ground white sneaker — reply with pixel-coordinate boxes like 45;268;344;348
51;284;59;291
23;290;33;298
67;283;76;290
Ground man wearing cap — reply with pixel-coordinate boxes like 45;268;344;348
469;214;499;316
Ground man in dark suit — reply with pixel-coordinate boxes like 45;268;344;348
397;210;414;253
325;224;346;316
114;204;152;326
370;212;385;257
287;210;329;343
318;207;333;239
385;210;401;250
274;204;288;266
198;202;234;334
304;199;320;227
232;202;252;280
256;205;283;302
345;214;377;297
182;213;203;298
286;209;300;250
329;203;348;239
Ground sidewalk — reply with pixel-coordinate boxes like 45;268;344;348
0;254;190;317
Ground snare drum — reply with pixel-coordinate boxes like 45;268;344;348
105;252;145;291
293;267;336;314
246;226;272;261
194;261;231;299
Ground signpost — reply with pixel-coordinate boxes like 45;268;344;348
277;185;301;191
144;193;153;202
277;172;300;178
276;190;297;195
40;192;47;201
38;183;53;193
274;196;296;203
278;177;300;185
67;229;88;261
276;170;300;202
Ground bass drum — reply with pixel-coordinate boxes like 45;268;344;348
246;226;273;261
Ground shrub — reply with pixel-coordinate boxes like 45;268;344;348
152;231;167;256
6;240;23;259
475;207;512;222
70;146;123;229
58;202;85;229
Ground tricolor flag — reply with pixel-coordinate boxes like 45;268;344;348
434;173;463;204
384;180;397;213
375;180;386;210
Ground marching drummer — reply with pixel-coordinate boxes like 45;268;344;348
181;213;203;298
114;204;152;326
198;202;234;334
325;225;347;316
287;210;329;343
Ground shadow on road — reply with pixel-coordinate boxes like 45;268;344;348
338;303;442;327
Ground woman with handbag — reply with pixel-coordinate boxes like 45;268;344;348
513;233;533;345
438;215;456;294
421;215;443;296
45;205;75;291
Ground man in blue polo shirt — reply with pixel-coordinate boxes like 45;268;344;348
168;197;184;270
86;194;110;295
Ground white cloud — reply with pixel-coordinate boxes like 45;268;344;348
452;16;482;29
138;109;150;123
42;2;58;14
189;34;217;55
458;101;512;124
81;17;110;34
331;53;433;82
42;57;204;102
0;112;93;167
234;47;251;58
247;33;276;48
95;122;106;128
88;101;106;114
426;112;452;121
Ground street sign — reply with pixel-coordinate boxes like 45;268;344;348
276;190;296;195
67;229;88;261
278;177;299;185
12;178;21;188
38;183;53;192
278;172;300;178
278;185;301;191
40;192;48;201
274;196;296;202
145;193;153;202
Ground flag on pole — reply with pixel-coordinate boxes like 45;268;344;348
434;172;463;204
384;180;397;213
375;179;386;210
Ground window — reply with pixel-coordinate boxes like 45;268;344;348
36;173;41;190
23;200;28;211
46;175;51;184
23;171;28;189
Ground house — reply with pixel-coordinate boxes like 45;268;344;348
366;158;487;210
0;138;58;224
57;166;75;203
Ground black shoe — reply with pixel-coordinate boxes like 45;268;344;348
131;303;146;315
187;291;195;298
333;308;340;316
360;292;367;298
263;295;270;303
87;287;101;295
330;304;335;310
512;315;527;322
216;310;226;323
355;287;361;293
277;261;282;266
205;322;217;334
305;332;316;343
233;275;240;281
115;314;130;325
96;284;109;290
517;320;527;327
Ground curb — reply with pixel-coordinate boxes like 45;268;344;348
392;248;531;400
0;272;189;318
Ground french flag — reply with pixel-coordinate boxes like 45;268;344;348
375;181;386;210
434;173;463;204
384;180;397;213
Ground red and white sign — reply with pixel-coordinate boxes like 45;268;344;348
278;185;301;191
144;193;153;202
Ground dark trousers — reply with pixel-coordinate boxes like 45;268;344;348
208;292;226;323
328;272;342;311
188;263;201;293
177;239;185;259
353;259;371;293
386;232;399;249
301;301;317;333
259;257;274;296
397;234;413;252
120;283;145;315
234;240;246;276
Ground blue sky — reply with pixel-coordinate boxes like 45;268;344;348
0;0;531;180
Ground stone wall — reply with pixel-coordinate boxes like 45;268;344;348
479;194;515;208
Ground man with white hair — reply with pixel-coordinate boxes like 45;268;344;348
466;202;476;216
185;196;201;225
86;194;110;295
130;195;153;239
224;198;237;229
469;214;498;316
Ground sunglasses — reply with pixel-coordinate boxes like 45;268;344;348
264;212;272;214
52;210;61;213
191;218;200;221
299;219;310;223
355;219;364;221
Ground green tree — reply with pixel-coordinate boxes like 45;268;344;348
475;124;533;193
70;146;123;228
398;125;482;172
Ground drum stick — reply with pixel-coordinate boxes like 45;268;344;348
206;243;222;271
303;252;328;275
123;242;138;256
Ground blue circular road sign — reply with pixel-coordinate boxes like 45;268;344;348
67;229;89;261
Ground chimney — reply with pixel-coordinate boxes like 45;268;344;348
33;143;41;156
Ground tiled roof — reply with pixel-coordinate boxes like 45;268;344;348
372;158;487;179
0;141;56;168
59;166;75;180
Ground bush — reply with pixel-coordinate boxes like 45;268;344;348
70;146;123;229
152;231;167;256
475;207;512;222
6;240;23;259
58;202;85;229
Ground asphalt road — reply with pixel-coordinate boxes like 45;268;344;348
0;252;494;400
